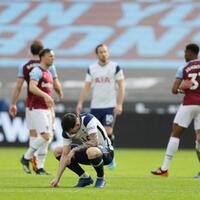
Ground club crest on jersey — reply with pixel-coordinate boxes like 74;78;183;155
95;77;111;83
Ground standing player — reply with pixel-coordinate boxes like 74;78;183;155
51;112;114;188
76;44;125;169
151;43;200;177
20;48;56;175
9;40;63;174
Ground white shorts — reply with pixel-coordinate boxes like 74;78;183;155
31;109;53;134
174;104;200;130
25;108;34;130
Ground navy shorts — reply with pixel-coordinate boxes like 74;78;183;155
71;144;114;165
90;107;115;127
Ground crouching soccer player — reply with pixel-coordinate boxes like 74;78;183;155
51;112;114;188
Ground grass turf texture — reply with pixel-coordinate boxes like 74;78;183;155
0;148;200;200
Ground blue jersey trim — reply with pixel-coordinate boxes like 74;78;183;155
115;65;121;74
83;113;94;127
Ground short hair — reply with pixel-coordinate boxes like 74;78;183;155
38;48;52;60
30;40;44;55
95;44;106;54
186;43;199;55
61;113;78;132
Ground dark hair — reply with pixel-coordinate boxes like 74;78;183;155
186;43;199;55
30;40;44;55
95;44;106;54
39;48;52;60
61;113;78;132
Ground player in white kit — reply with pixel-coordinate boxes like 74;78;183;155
51;112;114;188
76;44;125;169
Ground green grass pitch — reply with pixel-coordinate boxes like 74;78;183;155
0;148;200;200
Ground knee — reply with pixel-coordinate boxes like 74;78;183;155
53;147;63;157
42;133;52;141
105;126;113;135
196;131;200;142
86;147;102;159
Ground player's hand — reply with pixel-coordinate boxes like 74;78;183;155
76;103;82;114
51;178;59;187
9;104;17;117
114;104;123;115
44;95;54;108
55;93;64;103
179;79;193;90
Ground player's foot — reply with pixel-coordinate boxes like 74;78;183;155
35;168;51;175
151;167;168;177
20;156;31;174
193;172;200;178
94;177;105;188
108;159;116;170
30;155;37;173
74;176;94;187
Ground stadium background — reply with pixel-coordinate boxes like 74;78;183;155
0;0;199;148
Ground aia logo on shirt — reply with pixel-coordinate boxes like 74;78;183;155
95;77;111;83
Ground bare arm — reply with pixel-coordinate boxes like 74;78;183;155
171;78;183;94
53;78;63;102
9;78;24;117
51;145;71;187
76;81;91;113
29;80;54;108
115;79;125;115
73;133;98;152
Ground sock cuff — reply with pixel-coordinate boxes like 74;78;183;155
169;137;180;144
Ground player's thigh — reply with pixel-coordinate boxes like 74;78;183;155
31;109;52;134
91;108;104;124
194;106;200;130
101;108;115;127
71;144;91;165
25;108;34;131
173;105;195;128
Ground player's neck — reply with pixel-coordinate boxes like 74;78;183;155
98;60;109;66
40;63;48;70
32;55;39;60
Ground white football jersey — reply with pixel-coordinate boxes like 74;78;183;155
62;113;113;150
85;61;124;108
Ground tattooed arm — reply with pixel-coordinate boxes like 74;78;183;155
73;133;98;152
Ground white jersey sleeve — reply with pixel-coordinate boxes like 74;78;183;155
85;68;92;82
85;117;98;135
115;65;124;80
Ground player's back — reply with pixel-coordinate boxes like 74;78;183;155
183;59;200;105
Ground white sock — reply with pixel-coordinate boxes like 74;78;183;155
29;136;36;147
161;137;180;171
36;142;49;169
29;136;38;157
24;135;46;160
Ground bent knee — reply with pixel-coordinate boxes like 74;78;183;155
86;147;102;159
53;147;63;157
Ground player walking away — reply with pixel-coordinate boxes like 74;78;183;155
20;48;56;175
76;44;125;169
151;43;200;178
9;41;63;174
51;112;114;188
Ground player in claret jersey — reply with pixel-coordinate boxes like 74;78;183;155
9;41;63;174
20;48;62;175
151;43;200;178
